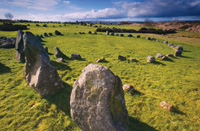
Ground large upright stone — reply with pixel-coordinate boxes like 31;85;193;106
23;32;63;97
70;64;129;131
15;30;25;62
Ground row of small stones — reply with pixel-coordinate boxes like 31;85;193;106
74;31;183;62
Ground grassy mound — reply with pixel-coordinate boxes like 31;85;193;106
0;23;200;131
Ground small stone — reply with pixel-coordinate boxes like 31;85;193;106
127;34;133;37
71;53;82;60
163;40;168;44
135;35;140;38
96;57;105;63
130;58;137;62
123;84;134;92
147;55;155;63
118;55;126;61
146;37;151;40
160;101;175;111
49;33;53;36
57;58;63;62
88;31;92;34
156;53;168;60
120;34;124;37
44;32;48;37
174;50;182;56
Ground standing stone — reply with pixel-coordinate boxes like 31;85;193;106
23;32;63;97
147;55;155;63
15;30;25;62
174;45;183;51
70;64;129;131
111;32;114;36
106;31;109;35
54;47;67;59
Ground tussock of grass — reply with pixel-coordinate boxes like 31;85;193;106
0;23;200;130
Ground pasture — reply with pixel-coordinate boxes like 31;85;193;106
0;23;200;130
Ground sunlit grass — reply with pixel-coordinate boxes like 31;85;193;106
0;23;200;131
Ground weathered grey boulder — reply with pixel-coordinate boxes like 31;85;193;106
15;30;25;62
147;55;155;63
23;32;63;97
118;55;126;61
156;53;167;60
55;30;62;35
55;47;67;59
70;64;129;131
71;53;82;60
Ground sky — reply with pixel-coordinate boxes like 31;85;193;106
0;0;200;22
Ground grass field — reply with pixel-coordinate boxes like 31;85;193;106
0;23;200;131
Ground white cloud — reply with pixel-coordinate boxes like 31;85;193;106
0;8;11;12
61;8;126;20
14;8;126;21
8;0;60;11
63;1;70;4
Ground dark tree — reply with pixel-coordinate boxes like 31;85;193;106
5;13;14;20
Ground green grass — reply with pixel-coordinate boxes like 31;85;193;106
0;23;200;131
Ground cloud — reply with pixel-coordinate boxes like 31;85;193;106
122;0;200;18
63;1;70;4
0;8;11;12
7;0;60;11
15;8;126;21
61;8;126;20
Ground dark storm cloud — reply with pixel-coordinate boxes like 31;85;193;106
122;0;200;17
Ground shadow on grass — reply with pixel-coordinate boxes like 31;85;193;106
131;90;144;96
70;58;86;61
0;63;11;74
48;52;54;55
152;61;166;66
164;58;174;62
179;56;194;59
173;108;186;115
45;82;72;116
50;60;71;71
128;116;158;131
183;50;191;52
